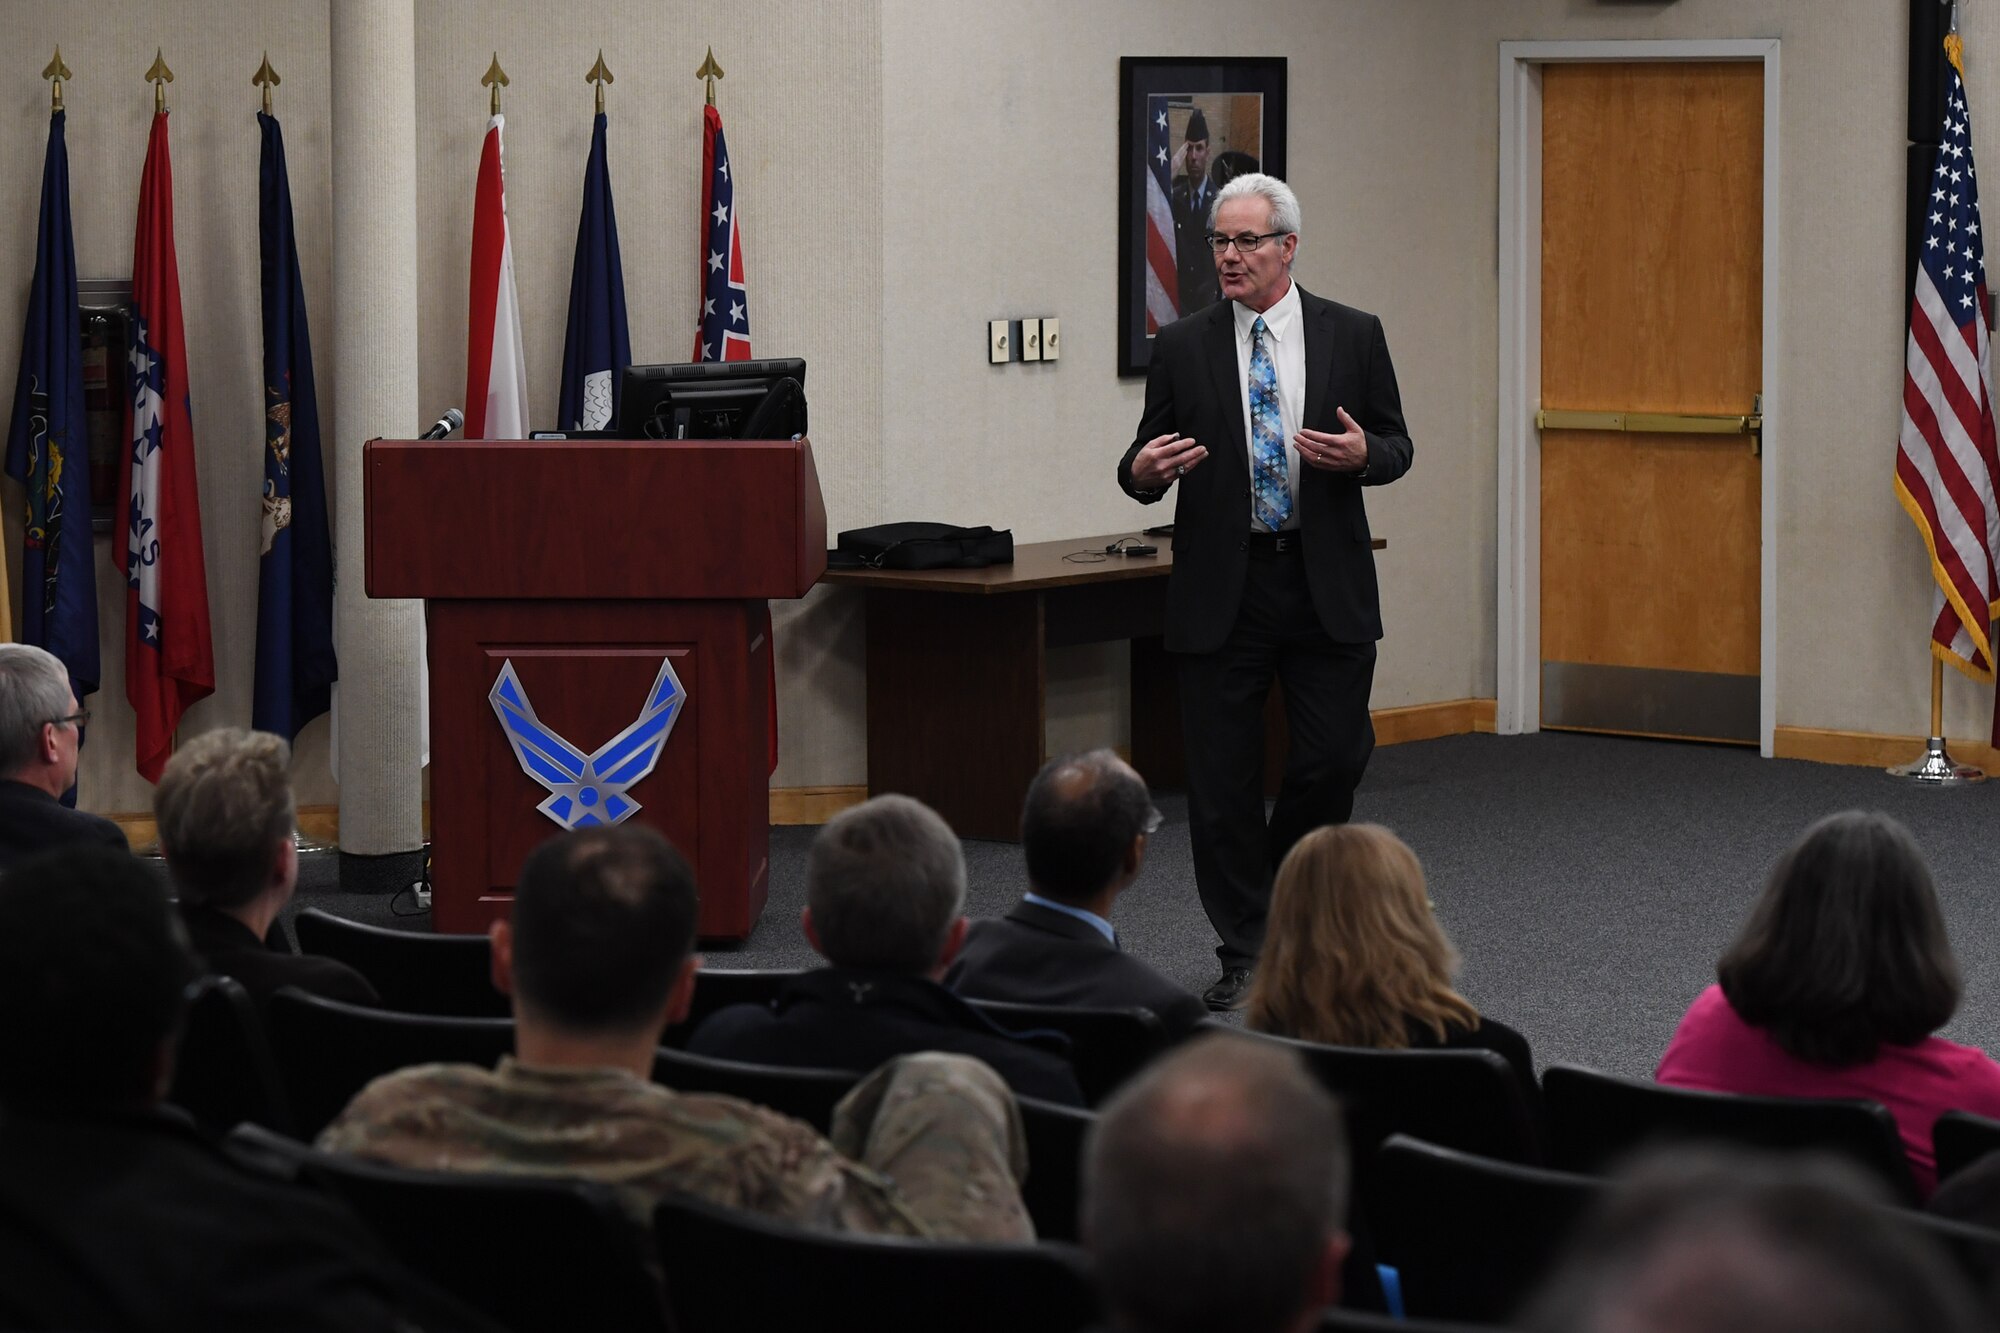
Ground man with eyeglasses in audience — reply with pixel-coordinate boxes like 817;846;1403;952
947;750;1208;1038
1117;172;1414;1012
0;642;125;869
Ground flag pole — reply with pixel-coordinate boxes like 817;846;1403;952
1888;656;1986;783
587;49;612;115
482;52;508;115
696;47;723;107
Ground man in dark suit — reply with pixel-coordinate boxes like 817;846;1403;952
155;727;377;1007
691;794;1086;1106
1169;108;1219;315
946;750;1207;1037
1117;173;1413;1010
0;643;126;870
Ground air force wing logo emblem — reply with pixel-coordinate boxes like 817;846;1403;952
488;657;685;829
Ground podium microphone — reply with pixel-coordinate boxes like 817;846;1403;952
419;407;463;441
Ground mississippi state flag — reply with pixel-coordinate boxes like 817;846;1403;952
465;113;530;438
123;110;214;782
692;105;751;362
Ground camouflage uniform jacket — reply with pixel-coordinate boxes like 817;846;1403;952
317;1057;930;1237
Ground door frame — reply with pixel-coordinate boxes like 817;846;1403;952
1497;39;1782;753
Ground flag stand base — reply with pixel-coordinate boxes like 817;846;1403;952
1887;736;1986;785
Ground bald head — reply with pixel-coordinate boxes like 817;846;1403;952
1084;1035;1349;1333
1020;749;1154;904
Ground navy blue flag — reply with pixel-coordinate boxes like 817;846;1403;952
252;110;337;741
6;108;100;700
558;111;631;431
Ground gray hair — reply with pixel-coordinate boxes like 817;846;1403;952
0;645;75;776
806;794;966;972
154;728;297;911
1084;1034;1349;1333
1211;171;1303;238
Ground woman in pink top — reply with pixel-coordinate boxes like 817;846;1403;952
1656;810;2000;1196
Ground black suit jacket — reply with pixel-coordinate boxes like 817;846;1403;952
181;905;380;1009
944;901;1209;1039
1117;286;1414;654
0;779;127;873
688;966;1087;1107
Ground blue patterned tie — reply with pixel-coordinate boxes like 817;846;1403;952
1249;316;1291;529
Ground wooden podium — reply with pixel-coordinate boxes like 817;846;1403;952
363;438;826;939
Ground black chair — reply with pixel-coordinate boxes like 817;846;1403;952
294;1139;668;1333
1322;1310;1513;1332
969;999;1173;1105
660;966;804;1046
1370;1134;1604;1323
1017;1094;1094;1242
653;1190;1099;1333
167;975;295;1136
293;907;507;1017
651;1045;859;1128
264;986;516;1136
1541;1064;1920;1203
1935;1109;2000;1185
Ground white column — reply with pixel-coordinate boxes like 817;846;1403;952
330;0;425;862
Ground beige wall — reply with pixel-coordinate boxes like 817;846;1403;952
0;0;1986;811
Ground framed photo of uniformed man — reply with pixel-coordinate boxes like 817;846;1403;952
1117;57;1288;377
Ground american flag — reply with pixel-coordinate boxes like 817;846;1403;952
1896;33;2000;698
1143;96;1179;335
693;104;751;362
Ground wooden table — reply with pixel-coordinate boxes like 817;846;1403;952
823;530;1384;840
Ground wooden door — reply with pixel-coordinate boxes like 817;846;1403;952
1540;62;1763;742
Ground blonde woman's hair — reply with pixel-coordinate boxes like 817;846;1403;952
1244;824;1478;1047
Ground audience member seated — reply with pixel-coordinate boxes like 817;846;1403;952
1655;810;2000;1195
0;844;489;1332
1083;1033;1351;1333
0;643;126;869
1243;823;1534;1088
321;823;1034;1241
946;750;1207;1037
690;794;1087;1106
156;727;378;1007
1519;1147;1986;1333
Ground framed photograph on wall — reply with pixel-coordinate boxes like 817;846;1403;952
1117;57;1287;377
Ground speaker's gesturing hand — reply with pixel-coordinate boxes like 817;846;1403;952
1295;407;1368;472
1131;433;1208;491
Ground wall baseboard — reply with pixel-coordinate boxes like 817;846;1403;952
1772;726;1999;772
107;700;1509;837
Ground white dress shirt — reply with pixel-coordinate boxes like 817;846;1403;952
1232;279;1305;532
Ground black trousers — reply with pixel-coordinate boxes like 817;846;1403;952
1176;546;1377;968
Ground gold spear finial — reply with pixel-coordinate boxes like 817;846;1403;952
145;48;173;114
253;51;280;115
482;52;509;115
695;47;723;108
42;46;71;113
586;49;613;116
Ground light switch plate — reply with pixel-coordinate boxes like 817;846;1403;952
1040;318;1060;362
988;320;1010;363
1021;318;1042;362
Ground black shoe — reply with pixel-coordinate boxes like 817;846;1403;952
1203;967;1252;1012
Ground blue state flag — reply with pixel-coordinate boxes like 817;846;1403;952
558;111;631;431
5;107;100;700
252;110;337;741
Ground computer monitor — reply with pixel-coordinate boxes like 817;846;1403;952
618;358;808;440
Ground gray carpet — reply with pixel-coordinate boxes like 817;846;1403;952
291;731;2000;1080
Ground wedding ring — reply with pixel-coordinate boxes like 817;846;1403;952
1175;464;1188;475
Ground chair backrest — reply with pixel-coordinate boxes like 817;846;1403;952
1370;1134;1604;1323
660;966;805;1047
1935;1109;2000;1186
265;986;516;1137
968;999;1172;1106
650;1046;859;1130
299;1144;669;1333
1320;1308;1512;1333
1541;1064;1920;1202
653;1189;1099;1333
167;975;296;1136
1228;1026;1545;1166
1017;1094;1095;1243
293;907;506;1017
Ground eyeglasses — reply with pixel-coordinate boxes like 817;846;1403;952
1142;806;1165;835
1206;231;1291;255
51;709;89;729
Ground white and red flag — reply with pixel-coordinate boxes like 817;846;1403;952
122;109;214;782
1896;31;2000;742
465;113;530;438
692;104;752;362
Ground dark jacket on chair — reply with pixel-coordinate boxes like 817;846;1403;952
689;966;1087;1107
182;905;379;1008
0;780;127;872
945;900;1209;1038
